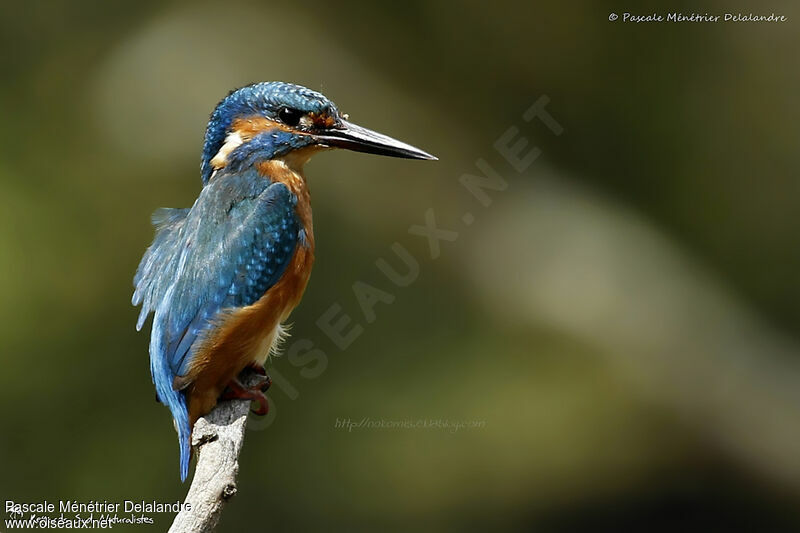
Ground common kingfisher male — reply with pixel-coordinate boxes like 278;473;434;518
133;82;435;481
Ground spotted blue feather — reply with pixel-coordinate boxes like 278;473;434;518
132;168;299;481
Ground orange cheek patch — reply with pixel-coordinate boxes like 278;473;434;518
212;114;323;172
231;116;294;139
211;116;305;171
309;112;336;129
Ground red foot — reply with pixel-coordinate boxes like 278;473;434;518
220;376;271;415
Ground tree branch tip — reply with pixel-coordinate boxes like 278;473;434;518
169;371;258;532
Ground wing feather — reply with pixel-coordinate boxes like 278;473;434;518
132;169;300;481
133;170;299;382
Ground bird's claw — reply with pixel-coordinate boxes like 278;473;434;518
254;374;272;392
247;362;268;376
220;375;271;415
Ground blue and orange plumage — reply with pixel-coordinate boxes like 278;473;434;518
133;82;435;481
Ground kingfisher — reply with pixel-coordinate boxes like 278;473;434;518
133;82;435;481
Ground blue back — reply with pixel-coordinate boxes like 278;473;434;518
133;168;301;480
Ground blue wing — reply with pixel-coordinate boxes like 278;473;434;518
132;168;300;480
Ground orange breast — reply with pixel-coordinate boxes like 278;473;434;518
184;160;315;426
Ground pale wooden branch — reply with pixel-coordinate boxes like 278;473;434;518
168;372;262;533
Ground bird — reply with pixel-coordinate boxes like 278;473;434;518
132;81;436;481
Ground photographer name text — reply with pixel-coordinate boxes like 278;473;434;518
6;500;189;516
611;12;787;23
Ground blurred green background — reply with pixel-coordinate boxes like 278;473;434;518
2;0;800;531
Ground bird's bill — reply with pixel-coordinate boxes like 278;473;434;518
314;119;437;160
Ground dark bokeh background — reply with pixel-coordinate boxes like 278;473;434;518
2;1;800;531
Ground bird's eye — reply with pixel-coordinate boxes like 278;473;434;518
278;107;303;127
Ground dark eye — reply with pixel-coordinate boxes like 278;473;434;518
278;107;303;127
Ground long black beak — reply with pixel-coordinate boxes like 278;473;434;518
314;119;437;160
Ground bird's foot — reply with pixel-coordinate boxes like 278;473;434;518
220;375;272;415
253;374;272;393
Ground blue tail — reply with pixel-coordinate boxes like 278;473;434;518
174;395;191;482
151;318;192;482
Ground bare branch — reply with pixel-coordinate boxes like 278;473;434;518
169;373;262;533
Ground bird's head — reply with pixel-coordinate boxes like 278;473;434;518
200;82;436;184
